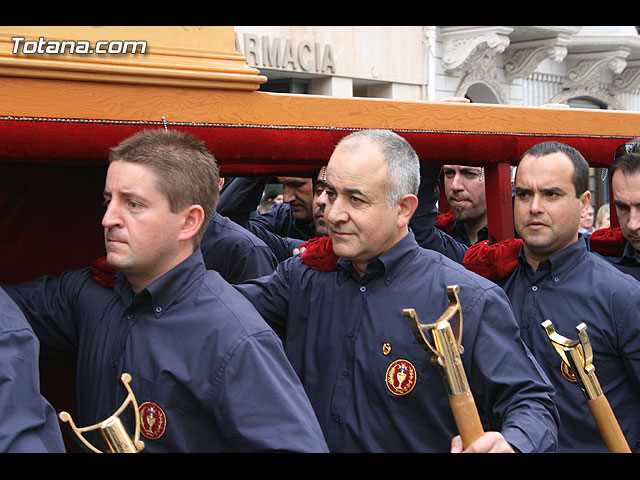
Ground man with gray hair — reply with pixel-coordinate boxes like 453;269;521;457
235;129;559;453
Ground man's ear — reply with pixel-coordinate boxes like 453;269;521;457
178;205;205;242
396;194;419;229
579;189;592;214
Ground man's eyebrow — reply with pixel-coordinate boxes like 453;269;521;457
514;186;565;195
282;180;308;187
459;166;482;174
103;188;148;202
344;187;368;198
323;182;369;198
614;199;640;208
541;186;565;195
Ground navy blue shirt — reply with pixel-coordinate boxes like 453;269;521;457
218;177;314;261
3;250;328;453
247;226;305;264
499;240;640;452
200;212;278;282
235;232;559;453
248;201;316;241
0;289;66;453
594;241;640;281
418;226;469;264
218;177;316;241
451;221;489;247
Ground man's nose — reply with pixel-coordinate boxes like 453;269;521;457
326;196;348;224
315;190;327;208
627;207;640;231
529;194;545;214
102;201;121;229
282;187;296;204
450;174;464;190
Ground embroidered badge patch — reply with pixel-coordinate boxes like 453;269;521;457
139;401;167;440
560;361;577;383
385;359;417;395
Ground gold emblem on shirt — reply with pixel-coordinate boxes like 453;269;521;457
139;401;167;440
385;359;417;395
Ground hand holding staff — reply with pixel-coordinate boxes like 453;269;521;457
542;320;631;453
403;285;484;449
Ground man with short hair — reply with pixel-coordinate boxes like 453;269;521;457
217;170;326;262
2;129;328;453
218;173;319;243
278;175;316;224
470;141;640;452
588;139;640;280
235;129;559;453
441;164;488;246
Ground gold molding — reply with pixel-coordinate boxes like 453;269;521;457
0;26;267;90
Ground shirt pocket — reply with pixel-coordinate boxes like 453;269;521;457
125;370;218;452
365;335;448;409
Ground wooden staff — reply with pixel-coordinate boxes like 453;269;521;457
542;320;631;453
403;285;484;449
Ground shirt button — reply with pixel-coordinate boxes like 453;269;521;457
126;314;133;320
531;286;538;292
359;286;366;292
155;306;162;313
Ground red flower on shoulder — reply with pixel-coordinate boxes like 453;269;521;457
463;238;523;281
589;227;625;257
299;236;339;272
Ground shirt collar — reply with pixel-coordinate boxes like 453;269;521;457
337;230;418;282
594;239;639;267
453;220;488;246
114;249;206;316
517;237;587;281
623;241;639;263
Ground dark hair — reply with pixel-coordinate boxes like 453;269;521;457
611;137;640;184
518;141;589;198
108;129;220;244
264;189;283;201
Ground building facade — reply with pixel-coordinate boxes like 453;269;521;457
235;26;640;109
